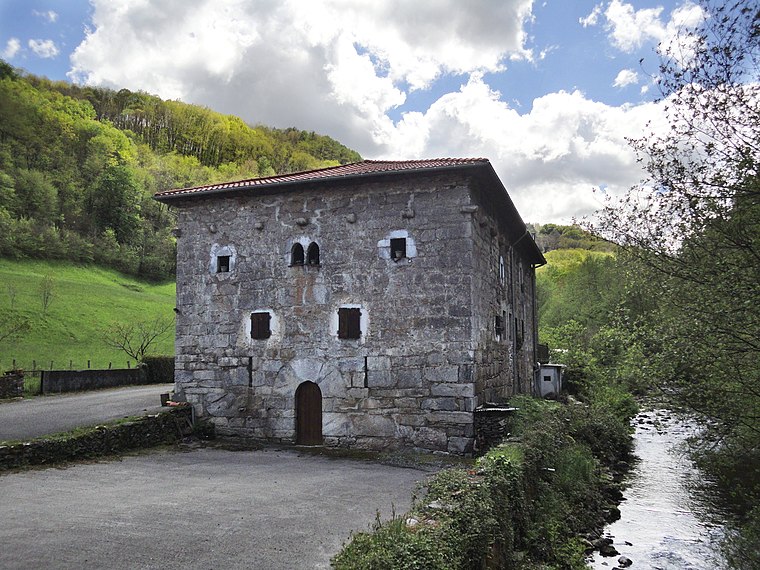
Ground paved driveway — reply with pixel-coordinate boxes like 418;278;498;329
0;447;430;569
0;384;174;442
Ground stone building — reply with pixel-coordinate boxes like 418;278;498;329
155;158;545;454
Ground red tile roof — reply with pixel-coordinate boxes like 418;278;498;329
154;158;490;201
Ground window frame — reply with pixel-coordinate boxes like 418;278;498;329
306;242;320;265
338;307;362;339
250;311;272;340
390;237;407;261
291;243;305;266
216;255;231;273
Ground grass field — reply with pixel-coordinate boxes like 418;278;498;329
0;259;175;373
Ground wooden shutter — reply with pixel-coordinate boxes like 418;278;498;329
251;312;271;339
338;308;361;339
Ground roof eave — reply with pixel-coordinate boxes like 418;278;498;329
153;161;488;204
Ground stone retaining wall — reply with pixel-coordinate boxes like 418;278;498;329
0;372;24;399
0;407;193;471
41;368;146;394
474;406;517;453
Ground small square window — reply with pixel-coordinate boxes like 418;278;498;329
217;255;230;273
495;315;504;339
251;312;272;339
338;307;361;339
390;238;406;261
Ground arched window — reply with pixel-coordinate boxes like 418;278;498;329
291;243;305;266
307;242;320;265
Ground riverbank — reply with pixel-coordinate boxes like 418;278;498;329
588;408;727;569
333;395;635;569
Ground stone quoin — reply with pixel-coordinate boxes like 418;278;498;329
154;158;545;454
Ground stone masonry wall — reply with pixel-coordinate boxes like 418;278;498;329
173;173;480;454
468;183;538;404
0;372;24;399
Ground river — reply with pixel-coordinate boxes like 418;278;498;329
587;409;728;570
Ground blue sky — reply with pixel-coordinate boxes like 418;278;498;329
0;0;705;222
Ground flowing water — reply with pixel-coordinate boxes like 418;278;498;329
587;409;728;570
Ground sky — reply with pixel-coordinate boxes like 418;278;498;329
0;0;706;223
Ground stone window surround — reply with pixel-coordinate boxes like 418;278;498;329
288;238;321;267
209;243;237;275
377;229;417;262
330;303;369;343
244;309;281;342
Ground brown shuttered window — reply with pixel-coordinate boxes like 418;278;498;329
251;312;272;339
338;307;361;339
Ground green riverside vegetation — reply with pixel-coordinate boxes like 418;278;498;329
333;395;635;569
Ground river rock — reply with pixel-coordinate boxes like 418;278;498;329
592;536;613;549
617;555;633;567
605;505;622;522
599;543;620;557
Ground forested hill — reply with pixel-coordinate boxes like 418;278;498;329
527;223;615;253
0;60;361;281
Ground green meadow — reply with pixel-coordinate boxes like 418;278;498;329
0;259;175;372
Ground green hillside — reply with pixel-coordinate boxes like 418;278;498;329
0;259;175;372
536;248;618;331
0;60;361;282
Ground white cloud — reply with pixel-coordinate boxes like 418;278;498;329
603;0;705;54
28;39;59;59
33;10;58;23
69;0;534;154
613;68;639;88
2;38;21;59
65;0;670;223
579;4;603;27
382;76;668;222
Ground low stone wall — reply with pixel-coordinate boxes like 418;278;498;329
0;372;24;399
0;406;193;471
41;368;147;394
474;406;518;453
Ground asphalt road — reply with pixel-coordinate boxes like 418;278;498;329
0;383;174;442
0;447;429;569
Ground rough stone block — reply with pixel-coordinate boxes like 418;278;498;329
366;356;391;371
394;413;426;427
447;436;474;455
412;427;448;451
393;398;420;409
421;397;459;411
353;413;397;437
367;370;394;388
428;411;473;425
394;368;422;388
423;366;459;383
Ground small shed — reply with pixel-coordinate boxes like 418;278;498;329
536;364;564;399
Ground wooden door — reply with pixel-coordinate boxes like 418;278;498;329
296;381;322;445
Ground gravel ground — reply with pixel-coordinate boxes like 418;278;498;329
0;445;434;569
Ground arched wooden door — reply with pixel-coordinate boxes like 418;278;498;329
295;381;322;445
